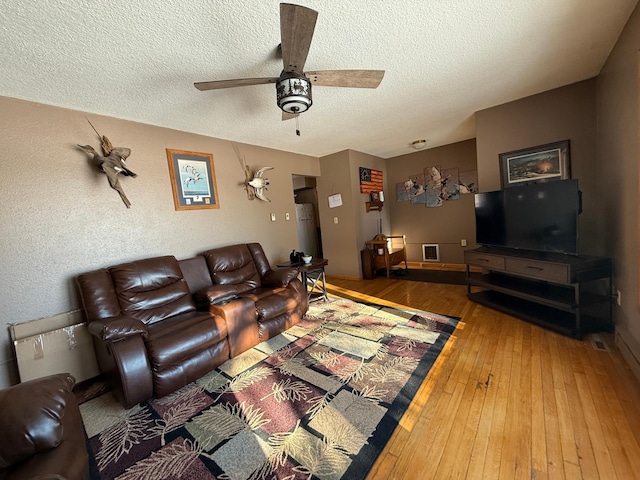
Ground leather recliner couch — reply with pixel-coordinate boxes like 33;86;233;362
0;373;89;480
198;243;308;344
77;255;231;409
77;243;307;409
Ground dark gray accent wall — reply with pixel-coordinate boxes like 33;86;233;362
596;2;640;376
476;79;599;255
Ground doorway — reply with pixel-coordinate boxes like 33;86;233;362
292;175;323;259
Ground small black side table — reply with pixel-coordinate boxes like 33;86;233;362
278;258;329;302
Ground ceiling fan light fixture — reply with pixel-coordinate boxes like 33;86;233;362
411;139;427;150
276;72;312;114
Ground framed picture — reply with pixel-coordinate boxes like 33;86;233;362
499;140;570;188
166;149;220;210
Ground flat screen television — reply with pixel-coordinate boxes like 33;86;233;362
474;179;580;255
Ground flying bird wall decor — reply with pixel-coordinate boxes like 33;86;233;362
77;120;136;208
233;144;274;202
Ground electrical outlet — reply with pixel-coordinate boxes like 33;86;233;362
461;239;467;247
285;212;290;221
617;289;622;306
270;213;276;222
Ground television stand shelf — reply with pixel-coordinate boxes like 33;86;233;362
464;246;613;339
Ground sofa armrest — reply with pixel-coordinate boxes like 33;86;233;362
88;316;148;342
262;267;299;288
0;374;75;470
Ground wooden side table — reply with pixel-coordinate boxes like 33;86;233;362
278;258;329;302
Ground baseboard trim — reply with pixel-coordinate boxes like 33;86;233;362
327;275;362;281
615;328;640;384
407;261;480;272
329;264;478;281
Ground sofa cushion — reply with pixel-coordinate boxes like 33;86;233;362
238;286;285;303
203;245;261;292
0;374;74;469
253;289;299;320
77;268;122;320
110;256;196;324
212;264;259;291
178;256;213;294
246;242;273;277
145;311;228;367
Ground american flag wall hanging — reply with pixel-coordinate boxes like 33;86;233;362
359;167;383;193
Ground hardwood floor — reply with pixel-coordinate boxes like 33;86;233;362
324;275;640;480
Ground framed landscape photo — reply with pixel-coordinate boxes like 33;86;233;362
166;149;220;210
499;140;570;188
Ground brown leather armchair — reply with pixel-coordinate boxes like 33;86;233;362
77;255;230;409
0;374;89;480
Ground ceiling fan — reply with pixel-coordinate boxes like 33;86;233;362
194;3;384;118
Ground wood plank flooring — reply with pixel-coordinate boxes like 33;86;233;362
324;275;640;480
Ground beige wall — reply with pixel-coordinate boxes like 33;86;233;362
476;79;599;255
316;151;355;277
348;150;391;256
596;3;640;372
317;150;389;278
0;96;320;386
386;139;477;264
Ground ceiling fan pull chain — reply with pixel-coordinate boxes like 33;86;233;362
296;115;301;136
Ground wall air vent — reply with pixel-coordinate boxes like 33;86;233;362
422;244;440;262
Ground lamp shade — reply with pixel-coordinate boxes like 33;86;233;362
276;72;312;114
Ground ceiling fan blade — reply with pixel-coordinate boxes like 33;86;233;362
282;111;298;121
194;77;278;91
280;3;318;73
305;70;385;88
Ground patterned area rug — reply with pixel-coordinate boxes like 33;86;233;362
78;296;459;480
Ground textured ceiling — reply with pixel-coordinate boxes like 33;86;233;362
1;1;637;158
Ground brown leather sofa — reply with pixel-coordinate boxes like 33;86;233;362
0;373;89;480
77;255;231;409
77;243;307;409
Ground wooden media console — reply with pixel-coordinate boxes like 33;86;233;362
465;246;613;339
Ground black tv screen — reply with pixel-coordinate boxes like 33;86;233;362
474;179;580;255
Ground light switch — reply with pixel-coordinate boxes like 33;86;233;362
285;212;290;221
333;217;339;224
270;213;276;222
